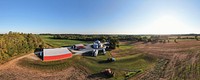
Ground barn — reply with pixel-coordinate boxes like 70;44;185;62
34;48;72;61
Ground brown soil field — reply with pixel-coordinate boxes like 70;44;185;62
0;53;89;80
134;40;200;80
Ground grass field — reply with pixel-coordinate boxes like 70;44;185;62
40;35;90;47
18;52;156;79
18;36;157;79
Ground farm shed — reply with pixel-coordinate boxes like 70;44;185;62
34;48;72;61
72;44;85;50
93;43;99;49
93;40;103;49
92;49;99;57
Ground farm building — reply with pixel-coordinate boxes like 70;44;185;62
93;40;103;49
91;48;106;57
92;49;99;57
34;48;72;61
93;43;99;49
72;44;85;50
104;42;110;49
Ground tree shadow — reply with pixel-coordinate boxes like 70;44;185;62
87;72;111;79
98;60;113;64
61;46;71;47
82;51;93;56
37;55;43;60
128;41;138;45
142;41;149;44
151;41;157;44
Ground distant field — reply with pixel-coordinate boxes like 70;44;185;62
40;35;91;47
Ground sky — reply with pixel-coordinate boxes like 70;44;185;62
0;0;200;34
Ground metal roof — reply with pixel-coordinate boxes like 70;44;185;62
43;48;71;56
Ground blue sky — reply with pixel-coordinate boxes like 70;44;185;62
0;0;200;34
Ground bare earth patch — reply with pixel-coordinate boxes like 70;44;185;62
0;53;88;80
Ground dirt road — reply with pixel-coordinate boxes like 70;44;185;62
0;53;88;80
0;53;34;70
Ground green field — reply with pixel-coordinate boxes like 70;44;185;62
19;36;157;79
40;35;90;47
19;53;156;79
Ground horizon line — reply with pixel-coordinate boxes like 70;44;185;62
0;31;199;35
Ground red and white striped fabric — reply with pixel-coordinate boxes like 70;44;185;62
43;48;72;61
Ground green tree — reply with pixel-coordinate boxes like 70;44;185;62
0;32;46;62
109;37;119;49
195;35;198;40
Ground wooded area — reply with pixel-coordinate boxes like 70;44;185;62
50;34;145;41
0;31;45;62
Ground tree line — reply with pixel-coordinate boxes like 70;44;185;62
0;31;46;62
50;34;171;43
48;34;148;49
50;34;145;41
